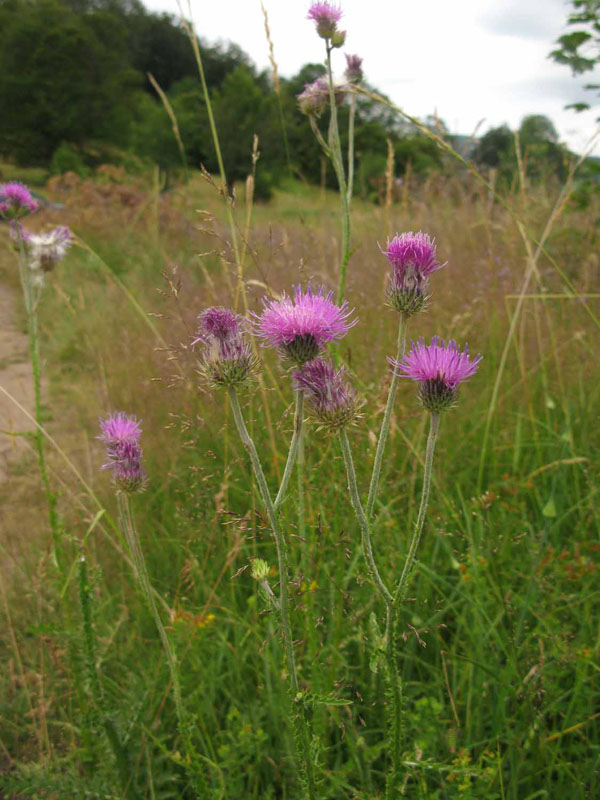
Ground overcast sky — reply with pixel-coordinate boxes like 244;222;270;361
145;0;599;155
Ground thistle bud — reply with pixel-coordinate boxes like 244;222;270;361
194;307;259;388
294;358;358;430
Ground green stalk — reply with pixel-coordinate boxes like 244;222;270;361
324;44;351;304
385;412;440;795
366;313;408;520
15;231;61;564
79;553;139;800
227;389;317;800
347;93;356;204
117;493;210;796
393;412;440;604
338;429;392;606
274;390;304;512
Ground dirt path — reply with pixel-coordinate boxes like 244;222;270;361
0;283;35;481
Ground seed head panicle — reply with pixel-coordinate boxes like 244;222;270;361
380;231;444;316
0;182;38;219
253;284;357;365
194;307;258;388
389;336;482;412
294;357;358;430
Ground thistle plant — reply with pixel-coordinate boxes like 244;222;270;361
196;290;356;799
367;232;444;521
303;2;356;303
98;413;210;796
2;182;72;567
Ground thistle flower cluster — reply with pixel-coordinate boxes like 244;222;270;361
344;54;363;83
390;337;482;413
253;284;356;365
294;358;358;430
297;76;348;117
307;1;345;45
381;231;444;316
11;224;73;286
194;307;258;388
0;182;38;220
98;412;146;493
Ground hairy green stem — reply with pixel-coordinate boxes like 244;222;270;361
338;429;393;606
16;232;61;563
324;44;351;304
228;389;317;799
274;390;304;512
366;314;408;520
394;412;440;603
117;493;209;796
347;94;356;204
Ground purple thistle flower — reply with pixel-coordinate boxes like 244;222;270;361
98;412;146;492
294;357;357;429
99;412;142;444
344;54;363;83
253;284;357;365
193;307;258;388
380;231;444;315
0;182;38;219
307;1;343;38
389;336;482;412
297;76;349;116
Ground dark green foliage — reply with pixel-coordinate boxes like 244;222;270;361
0;0;139;164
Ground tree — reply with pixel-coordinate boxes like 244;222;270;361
0;0;139;164
549;0;600;114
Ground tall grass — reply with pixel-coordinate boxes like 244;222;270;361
1;150;599;799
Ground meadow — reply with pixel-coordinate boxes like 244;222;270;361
1;92;600;798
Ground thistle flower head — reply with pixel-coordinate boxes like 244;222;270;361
194;307;258;388
297;76;348;116
24;226;73;283
307;1;343;39
380;231;444;315
251;558;270;582
253;284;357;365
99;412;142;443
0;182;38;219
98;412;146;493
344;54;363;83
389;336;482;412
294;357;357;429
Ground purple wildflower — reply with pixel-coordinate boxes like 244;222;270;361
253;284;357;365
0;182;38;219
193;307;258;388
99;412;142;444
389;336;482;412
297;76;348;116
380;231;444;315
344;54;363;83
307;1;343;39
98;412;146;492
294;358;357;429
